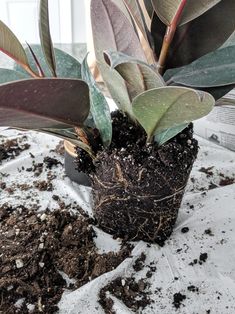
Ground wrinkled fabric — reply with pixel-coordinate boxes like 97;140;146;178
0;126;235;314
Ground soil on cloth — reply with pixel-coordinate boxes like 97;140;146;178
76;111;198;245
0;206;132;313
0;136;132;313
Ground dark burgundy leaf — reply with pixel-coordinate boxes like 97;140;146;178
0;78;90;129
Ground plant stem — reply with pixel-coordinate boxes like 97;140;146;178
158;0;187;75
22;64;41;78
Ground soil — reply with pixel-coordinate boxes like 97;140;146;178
172;292;186;309
99;276;152;313
0;206;132;313
0;136;133;313
0;137;30;163
189;252;208;266
77;111;198;245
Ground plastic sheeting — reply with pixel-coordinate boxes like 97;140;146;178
0;126;235;314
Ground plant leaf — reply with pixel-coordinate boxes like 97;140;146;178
152;0;221;26
164;68;235;100
152;0;235;69
143;0;154;19
0;68;28;84
166;45;235;88
26;42;45;77
123;0;155;63
104;50;164;99
154;124;188;146
81;54;112;147
123;0;149;41
90;0;146;119
132;86;214;140
39;0;56;76
0;20;36;76
0;78;90;129
14;45;81;79
198;85;235;101
39;128;95;158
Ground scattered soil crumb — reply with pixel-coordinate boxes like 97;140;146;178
0;137;30;162
181;227;189;233
34;180;53;191
187;285;199;293
133;253;146;271
204;228;214;236
189;252;208;266
219;177;235;186
43;156;62;169
199;166;214;177
199;252;208;263
99;277;151;313
173;292;186;309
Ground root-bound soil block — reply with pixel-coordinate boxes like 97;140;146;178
77;111;198;245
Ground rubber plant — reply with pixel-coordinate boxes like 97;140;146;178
0;0;234;244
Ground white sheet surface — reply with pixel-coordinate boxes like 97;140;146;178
0;127;235;314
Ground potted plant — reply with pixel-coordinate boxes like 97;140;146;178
0;0;234;244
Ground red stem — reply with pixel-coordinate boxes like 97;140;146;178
158;0;187;74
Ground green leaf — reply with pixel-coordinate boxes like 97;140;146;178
91;0;146;119
200;85;235;101
154;124;188;146
39;0;56;76
14;45;81;79
152;0;220;26
152;0;235;69
0;68;28;84
132;86;214;140
0;78;90;129
40;128;95;158
81;55;112;147
166;45;235;88
165;69;234;100
104;50;164;99
143;0;154;18
0;21;35;76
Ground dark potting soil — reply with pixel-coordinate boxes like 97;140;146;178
0;137;30;163
77;111;198;245
172;292;187;309
99;276;152;313
0;206;132;313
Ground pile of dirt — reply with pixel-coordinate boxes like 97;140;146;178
0;206;132;313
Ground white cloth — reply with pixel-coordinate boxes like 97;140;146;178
0;126;235;314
